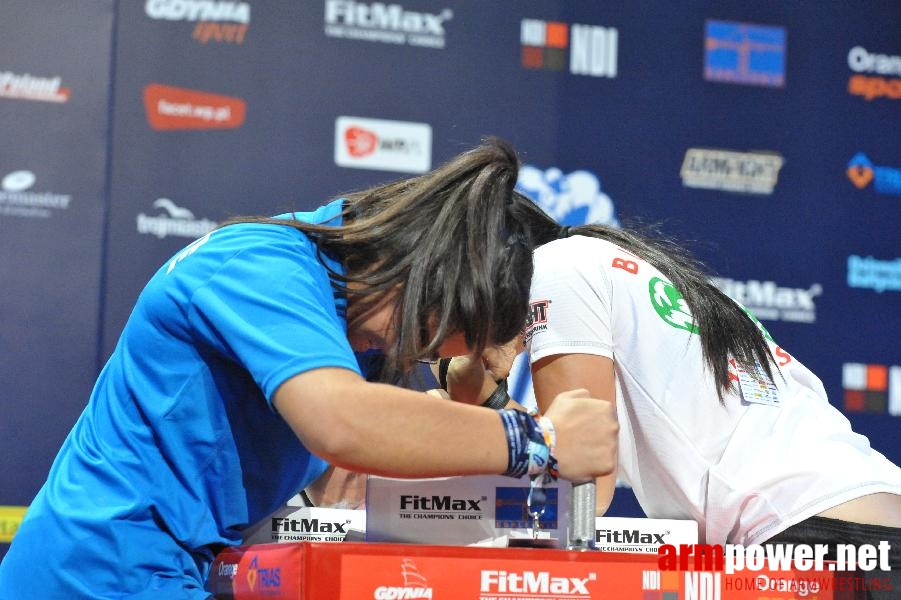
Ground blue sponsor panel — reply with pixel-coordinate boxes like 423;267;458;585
704;19;786;87
0;0;115;558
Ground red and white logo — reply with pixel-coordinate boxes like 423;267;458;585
335;116;431;173
143;84;246;130
345;126;379;157
373;558;434;599
0;71;70;103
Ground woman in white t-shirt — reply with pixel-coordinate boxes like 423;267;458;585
503;193;901;595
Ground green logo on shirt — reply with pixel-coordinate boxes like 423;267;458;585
649;277;698;333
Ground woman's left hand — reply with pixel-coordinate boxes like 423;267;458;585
442;337;523;405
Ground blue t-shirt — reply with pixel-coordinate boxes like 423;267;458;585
0;200;370;599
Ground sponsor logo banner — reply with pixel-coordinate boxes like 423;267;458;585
847;46;901;101
340;555;605;599
324;0;453;49
843;363;901;416
712;278;821;323
0;506;28;543
704;20;786;88
144;84;246;130
681;148;784;194
0;171;72;219
847;153;901;196
209;541;869;598
847;255;901;293
335;116;431;173
145;0;251;44
0;71;70;103
520;19;618;78
137;198;217;239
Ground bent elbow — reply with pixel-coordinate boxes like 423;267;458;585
301;426;364;467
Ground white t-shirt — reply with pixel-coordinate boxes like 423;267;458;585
525;235;901;545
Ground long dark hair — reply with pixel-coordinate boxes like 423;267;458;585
220;138;534;381
509;193;776;402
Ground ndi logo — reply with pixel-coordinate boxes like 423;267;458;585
842;362;901;416
520;19;618;78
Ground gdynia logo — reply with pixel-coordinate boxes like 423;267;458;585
649;277;698;333
145;0;251;44
374;558;433;599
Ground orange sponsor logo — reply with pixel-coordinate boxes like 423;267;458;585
344;126;378;157
143;84;245;130
191;22;248;44
847;162;874;189
848;74;901;101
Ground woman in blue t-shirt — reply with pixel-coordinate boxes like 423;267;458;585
0;138;617;599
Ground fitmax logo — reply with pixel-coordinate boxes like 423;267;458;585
270;517;350;534
481;570;596;594
597;529;668;544
399;495;482;511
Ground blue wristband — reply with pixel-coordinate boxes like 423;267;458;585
499;410;549;479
